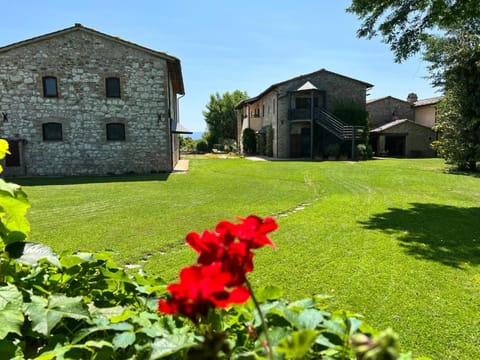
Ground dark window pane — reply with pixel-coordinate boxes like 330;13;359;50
106;77;121;98
43;76;58;97
106;123;125;141
43;123;62;141
5;140;20;167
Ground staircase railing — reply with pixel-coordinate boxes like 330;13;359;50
315;109;363;140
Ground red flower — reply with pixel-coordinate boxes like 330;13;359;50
158;263;250;321
224;215;278;249
158;215;278;321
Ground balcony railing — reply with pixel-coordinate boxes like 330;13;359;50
288;107;320;120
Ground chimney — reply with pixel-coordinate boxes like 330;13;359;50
407;93;418;104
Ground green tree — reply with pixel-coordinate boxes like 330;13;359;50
242;128;256;155
427;29;480;170
348;1;480;170
203;90;248;147
347;0;480;62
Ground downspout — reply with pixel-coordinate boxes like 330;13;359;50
167;67;173;172
276;93;279;158
310;90;314;160
176;93;185;160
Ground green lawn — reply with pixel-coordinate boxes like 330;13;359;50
19;158;480;359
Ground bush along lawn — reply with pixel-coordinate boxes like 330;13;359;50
0;140;417;359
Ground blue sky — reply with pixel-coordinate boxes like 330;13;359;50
2;0;440;132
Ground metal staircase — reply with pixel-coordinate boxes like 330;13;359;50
315;109;364;140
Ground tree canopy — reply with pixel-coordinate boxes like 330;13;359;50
348;0;480;170
203;90;248;148
427;28;480;170
347;0;480;62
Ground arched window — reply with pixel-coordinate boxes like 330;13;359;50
106;123;125;141
105;77;121;98
42;76;58;97
42;122;63;141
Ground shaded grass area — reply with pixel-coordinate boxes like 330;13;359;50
20;158;480;359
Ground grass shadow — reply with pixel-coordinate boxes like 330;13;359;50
8;173;170;186
360;203;480;268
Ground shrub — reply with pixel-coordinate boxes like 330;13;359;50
266;125;273;157
326;143;340;158
242;128;256;155
357;143;367;160
196;139;209;153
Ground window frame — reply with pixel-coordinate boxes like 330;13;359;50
105;77;121;98
106;122;126;141
42;122;63;141
42;76;58;97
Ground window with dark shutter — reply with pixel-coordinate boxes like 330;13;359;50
106;123;125;141
42;122;63;141
42;76;58;97
106;77;121;98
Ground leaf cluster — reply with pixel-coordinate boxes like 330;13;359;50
203;90;248;146
347;0;480;62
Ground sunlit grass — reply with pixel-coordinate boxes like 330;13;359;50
19;158;480;359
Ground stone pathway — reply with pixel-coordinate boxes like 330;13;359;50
173;159;189;173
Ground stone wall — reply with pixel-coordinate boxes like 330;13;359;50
275;71;369;157
237;70;370;158
0;27;176;176
367;97;414;129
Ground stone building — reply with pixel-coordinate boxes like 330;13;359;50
367;93;442;157
0;24;187;176
235;69;373;159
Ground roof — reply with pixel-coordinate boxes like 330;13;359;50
370;119;432;133
413;96;443;107
366;96;409;105
0;23;184;95
171;120;192;134
236;68;373;109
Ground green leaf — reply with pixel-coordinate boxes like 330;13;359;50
0;339;21;360
6;242;61;268
24;294;90;336
0;184;30;246
254;286;283;302
276;329;318;359
112;332;136;349
34;343;71;360
297;308;325;330
0;284;24;339
150;333;196;359
60;253;94;269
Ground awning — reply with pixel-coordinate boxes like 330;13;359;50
171;119;192;134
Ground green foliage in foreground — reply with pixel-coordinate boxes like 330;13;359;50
0;140;413;359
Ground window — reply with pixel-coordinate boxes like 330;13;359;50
106;123;125;141
295;97;319;109
106;77;121;98
42;122;63;141
42;76;58;97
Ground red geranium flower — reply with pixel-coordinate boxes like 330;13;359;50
158;262;250;321
158;215;278;322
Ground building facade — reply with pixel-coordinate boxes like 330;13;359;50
367;93;442;157
236;69;372;159
0;24;186;176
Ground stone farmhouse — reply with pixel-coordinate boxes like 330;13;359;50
0;24;188;176
236;69;373;159
367;93;442;157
